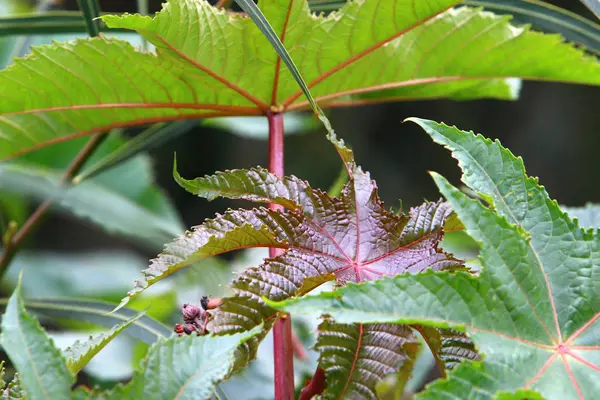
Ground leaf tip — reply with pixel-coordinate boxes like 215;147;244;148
109;298;129;315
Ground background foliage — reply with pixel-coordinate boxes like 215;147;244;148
0;0;598;398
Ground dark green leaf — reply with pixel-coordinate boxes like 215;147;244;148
76;0;101;37
0;12;130;36
74;121;196;183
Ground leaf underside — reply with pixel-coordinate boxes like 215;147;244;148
415;325;479;371
1;0;599;159
271;119;600;400
316;318;420;399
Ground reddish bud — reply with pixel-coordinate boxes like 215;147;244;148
181;303;202;323
174;323;185;335
206;297;223;310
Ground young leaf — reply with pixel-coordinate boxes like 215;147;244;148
72;326;262;400
316;318;420;399
63;311;145;374
270;122;600;399
0;277;73;399
121;170;460;310
2;0;600;159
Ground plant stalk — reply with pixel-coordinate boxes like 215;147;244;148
0;132;108;277
268;111;295;400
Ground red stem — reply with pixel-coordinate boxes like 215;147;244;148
268;112;295;400
299;368;326;400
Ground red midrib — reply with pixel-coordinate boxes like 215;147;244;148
338;324;364;399
280;3;458;108
2;103;261;117
153;34;269;111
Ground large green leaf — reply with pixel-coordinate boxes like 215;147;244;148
270;120;600;399
72;326;262;400
1;0;599;160
0;278;73;400
308;0;600;55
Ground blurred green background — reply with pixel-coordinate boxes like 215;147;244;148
0;0;598;398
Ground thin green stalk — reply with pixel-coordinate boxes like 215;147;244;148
136;0;149;51
76;0;101;37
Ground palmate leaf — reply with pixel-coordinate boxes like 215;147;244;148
271;120;600;399
123;162;461;311
118;130;461;387
2;0;600;160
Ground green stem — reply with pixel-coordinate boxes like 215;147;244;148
76;0;101;37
